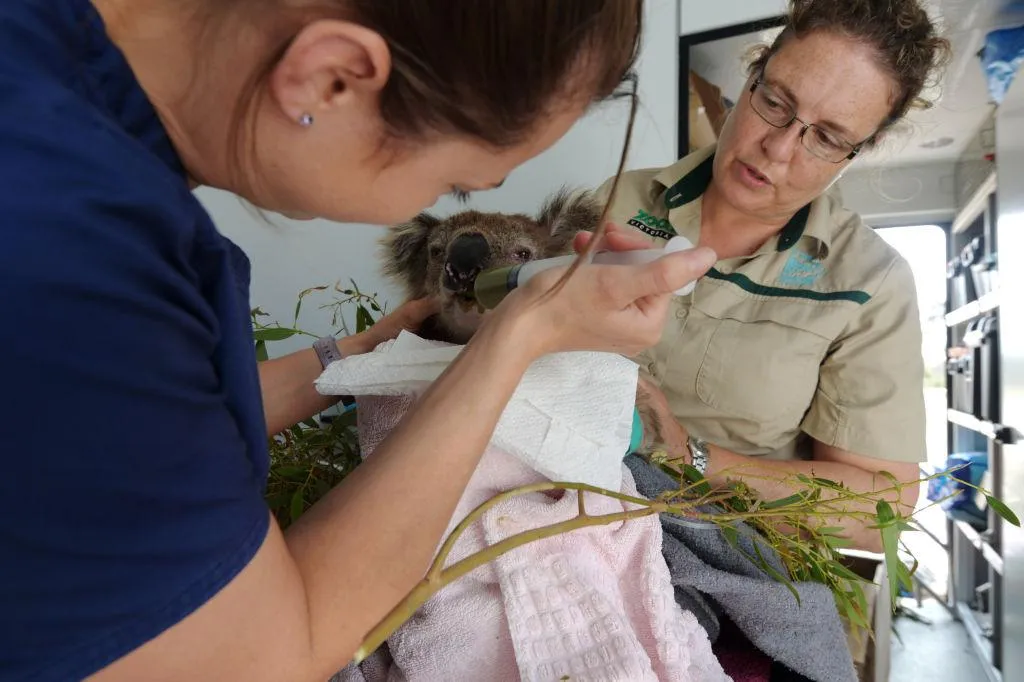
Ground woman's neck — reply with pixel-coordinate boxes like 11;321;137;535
699;180;789;260
91;0;252;190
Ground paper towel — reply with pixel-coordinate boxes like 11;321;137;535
314;331;639;491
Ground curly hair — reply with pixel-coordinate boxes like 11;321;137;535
747;0;952;141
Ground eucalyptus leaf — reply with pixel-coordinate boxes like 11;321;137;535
880;522;905;601
752;540;800;605
356;306;375;333
721;525;740;548
255;340;269;362
875;499;896;526
254;327;300;342
761;493;806;510
986;495;1021;527
824;535;854;549
290;488;305;522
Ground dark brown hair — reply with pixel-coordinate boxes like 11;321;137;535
221;1;643;193
209;0;645;296
747;0;952;143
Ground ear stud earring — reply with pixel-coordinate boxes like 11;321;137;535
299;113;314;127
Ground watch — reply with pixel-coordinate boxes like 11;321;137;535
687;435;710;476
313;335;344;369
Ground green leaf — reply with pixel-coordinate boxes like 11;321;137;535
254;327;300;342
824;535;854;549
830;560;868;585
276;466;309;482
290;488;305;522
843;590;871;631
875;499;896;526
255;340;269;362
880;522;904;602
878;470;901;489
818;526;845;536
653;462;684;486
761;493;806;510
356;306;375;333
986;496;1021;527
752;540;800;605
721;525;740;548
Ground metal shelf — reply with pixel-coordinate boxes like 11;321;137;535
953;169;997;235
956;601;1002;682
946;291;1001;327
955;520;1004;575
948;409;1000;439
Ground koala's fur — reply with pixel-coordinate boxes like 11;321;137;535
380;187;602;344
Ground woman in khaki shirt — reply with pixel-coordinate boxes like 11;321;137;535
593;0;950;550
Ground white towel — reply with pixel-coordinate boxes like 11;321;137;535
314;331;638;492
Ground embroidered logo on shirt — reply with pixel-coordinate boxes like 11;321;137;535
777;250;825;288
627;209;676;241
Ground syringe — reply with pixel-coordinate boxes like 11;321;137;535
473;235;699;310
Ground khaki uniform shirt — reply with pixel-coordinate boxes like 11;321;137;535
595;145;927;464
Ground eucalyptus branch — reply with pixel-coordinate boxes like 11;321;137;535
351;457;1021;664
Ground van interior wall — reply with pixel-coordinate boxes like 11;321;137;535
195;0;680;359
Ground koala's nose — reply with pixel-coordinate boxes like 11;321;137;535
444;232;490;291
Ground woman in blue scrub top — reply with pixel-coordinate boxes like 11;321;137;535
0;1;716;680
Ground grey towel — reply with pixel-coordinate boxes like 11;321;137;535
624;454;857;682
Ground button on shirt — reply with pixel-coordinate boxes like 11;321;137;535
1;1;271;679
596;145;927;464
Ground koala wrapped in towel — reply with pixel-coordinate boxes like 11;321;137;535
322;189;731;682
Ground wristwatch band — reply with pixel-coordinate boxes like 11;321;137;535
313;336;344;369
687;435;710;476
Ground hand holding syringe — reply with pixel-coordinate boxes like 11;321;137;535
473;235;699;310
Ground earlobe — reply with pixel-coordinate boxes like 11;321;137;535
267;19;392;126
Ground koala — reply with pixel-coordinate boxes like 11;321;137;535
380;187;602;345
378;187;679;471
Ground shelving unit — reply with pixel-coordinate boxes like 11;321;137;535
942;169;1014;682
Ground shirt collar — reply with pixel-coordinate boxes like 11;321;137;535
650;144;832;257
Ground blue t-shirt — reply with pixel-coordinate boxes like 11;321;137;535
0;1;272;679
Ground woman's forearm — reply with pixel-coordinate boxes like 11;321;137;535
257;337;369;436
281;311;538;668
701;444;897;551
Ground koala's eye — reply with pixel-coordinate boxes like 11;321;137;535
428;244;444;260
512;248;534;262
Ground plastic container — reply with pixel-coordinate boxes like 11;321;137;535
965;315;1001;423
926;451;989;523
948;354;974;415
971;253;999;298
947;258;970;310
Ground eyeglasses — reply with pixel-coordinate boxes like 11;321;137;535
748;73;871;163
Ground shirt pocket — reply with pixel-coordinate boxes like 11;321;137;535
691;298;836;424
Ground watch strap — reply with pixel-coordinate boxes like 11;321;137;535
313;336;344;369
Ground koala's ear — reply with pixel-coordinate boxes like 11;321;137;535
535;186;603;255
380;212;440;297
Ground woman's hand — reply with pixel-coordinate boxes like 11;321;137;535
635;376;690;457
492;223;716;359
340;297;440;356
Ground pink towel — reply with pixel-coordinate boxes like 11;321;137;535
331;394;731;682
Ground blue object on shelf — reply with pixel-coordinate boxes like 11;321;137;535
980;25;1024;105
926;451;989;521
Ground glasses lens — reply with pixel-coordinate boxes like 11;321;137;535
803;126;853;162
751;83;792;127
752;81;853;163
